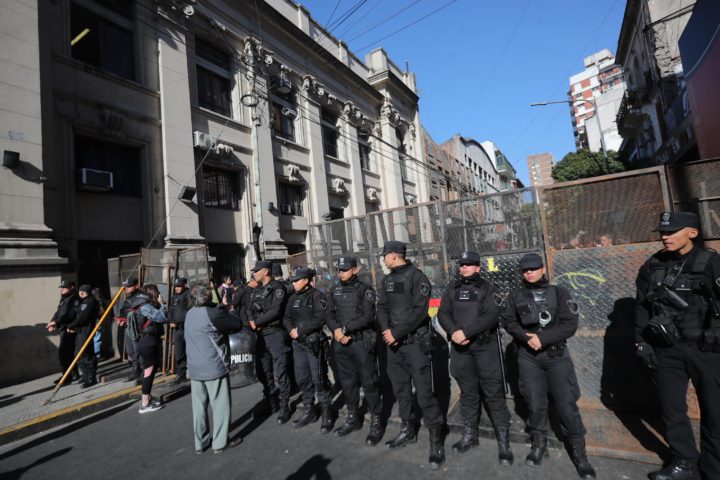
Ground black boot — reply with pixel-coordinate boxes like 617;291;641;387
365;414;385;446
276;398;291;425
334;409;361;437
569;437;596;479
649;458;700;480
428;425;445;470
320;405;334;434
294;404;318;428
525;432;548;466
385;421;417;449
81;372;97;389
497;426;514;466
451;420;478;453
269;393;280;414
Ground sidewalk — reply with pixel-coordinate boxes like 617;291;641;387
0;359;184;446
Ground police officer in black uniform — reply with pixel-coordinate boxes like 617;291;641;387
46;280;81;384
169;277;191;385
438;250;513;465
501;253;595;479
115;276;143;384
66;284;100;388
377;240;446;469
249;261;291;423
635;212;720;480
283;267;334;433
326;256;384;444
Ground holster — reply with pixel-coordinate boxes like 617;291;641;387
362;330;377;355
546;341;567;358
304;331;322;356
699;328;720;353
646;315;680;347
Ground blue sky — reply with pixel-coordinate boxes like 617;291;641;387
299;0;626;185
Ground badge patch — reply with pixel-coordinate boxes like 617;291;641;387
365;290;375;302
275;289;285;299
661;212;671;222
319;298;328;311
567;300;579;315
80;304;88;311
493;292;504;306
420;283;430;296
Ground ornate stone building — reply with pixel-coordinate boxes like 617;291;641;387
0;0;429;384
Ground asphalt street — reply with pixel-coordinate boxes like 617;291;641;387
0;382;654;480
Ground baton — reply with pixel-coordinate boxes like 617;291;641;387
496;329;510;398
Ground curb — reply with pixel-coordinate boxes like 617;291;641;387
0;376;177;447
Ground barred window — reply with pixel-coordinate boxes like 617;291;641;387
271;100;296;142
196;39;232;117
203;166;238;210
321;108;339;159
358;130;371;170
278;183;304;216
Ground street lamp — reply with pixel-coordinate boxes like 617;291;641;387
530;98;609;170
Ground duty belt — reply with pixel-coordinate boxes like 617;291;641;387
471;328;497;345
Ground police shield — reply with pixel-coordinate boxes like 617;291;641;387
228;329;257;387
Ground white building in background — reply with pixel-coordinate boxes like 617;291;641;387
568;49;626;152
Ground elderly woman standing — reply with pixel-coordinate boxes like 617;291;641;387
185;282;243;454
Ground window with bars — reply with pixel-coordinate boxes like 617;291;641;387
321;108;339;159
195;39;232;117
70;2;135;80
278;183;304;216
271;99;297;142
202;166;238;210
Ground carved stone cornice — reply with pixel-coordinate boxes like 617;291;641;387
301;74;340;107
342;101;371;129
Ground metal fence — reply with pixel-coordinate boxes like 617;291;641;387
302;158;719;461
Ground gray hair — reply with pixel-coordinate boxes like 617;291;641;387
190;282;213;306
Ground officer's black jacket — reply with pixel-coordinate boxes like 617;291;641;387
501;278;578;347
66;295;100;331
634;246;720;342
52;291;80;331
252;280;289;327
117;290;142;319
437;273;501;338
326;276;376;333
238;286;257;326
282;286;328;336
169;288;191;325
377;262;431;341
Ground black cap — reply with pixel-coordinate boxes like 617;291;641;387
654;211;700;232
173;277;188;287
251;260;273;272
122;276;139;287
519;253;544;270
78;284;92;293
380;240;406;256
336;256;358;270
58;280;75;289
458;251;481;266
289;267;315;282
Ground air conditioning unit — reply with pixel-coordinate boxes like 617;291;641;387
79;168;114;191
192;131;216;150
280;203;294;215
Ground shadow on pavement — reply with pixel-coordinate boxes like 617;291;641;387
284;454;332;480
0;447;73;480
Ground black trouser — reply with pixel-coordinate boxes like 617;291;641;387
386;339;443;427
261;329;291;400
293;340;330;407
450;339;510;429
173;327;186;378
58;329;77;376
255;333;277;398
124;329;141;375
653;341;720;478
138;334;160;396
517;346;586;439
332;337;381;414
75;327;97;381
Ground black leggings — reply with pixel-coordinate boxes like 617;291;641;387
138;335;160;396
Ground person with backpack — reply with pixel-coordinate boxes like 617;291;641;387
127;284;168;413
501;253;595;479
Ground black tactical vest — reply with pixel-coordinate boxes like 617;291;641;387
384;265;415;330
515;286;557;329
451;280;487;323
169;290;189;325
647;249;714;338
332;282;361;327
288;290;314;329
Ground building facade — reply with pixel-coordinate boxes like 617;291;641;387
527;152;555;187
440;135;501;196
568;49;625;153
615;0;698;165
0;0;431;384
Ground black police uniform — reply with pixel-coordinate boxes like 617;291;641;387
502;268;594;478
377;257;445;466
66;290;100;386
249;278;291;417
635;245;720;479
437;267;512;462
283;282;332;430
326;274;382;439
169;286;191;382
51;287;80;381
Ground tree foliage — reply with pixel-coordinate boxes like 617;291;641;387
551;149;624;182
